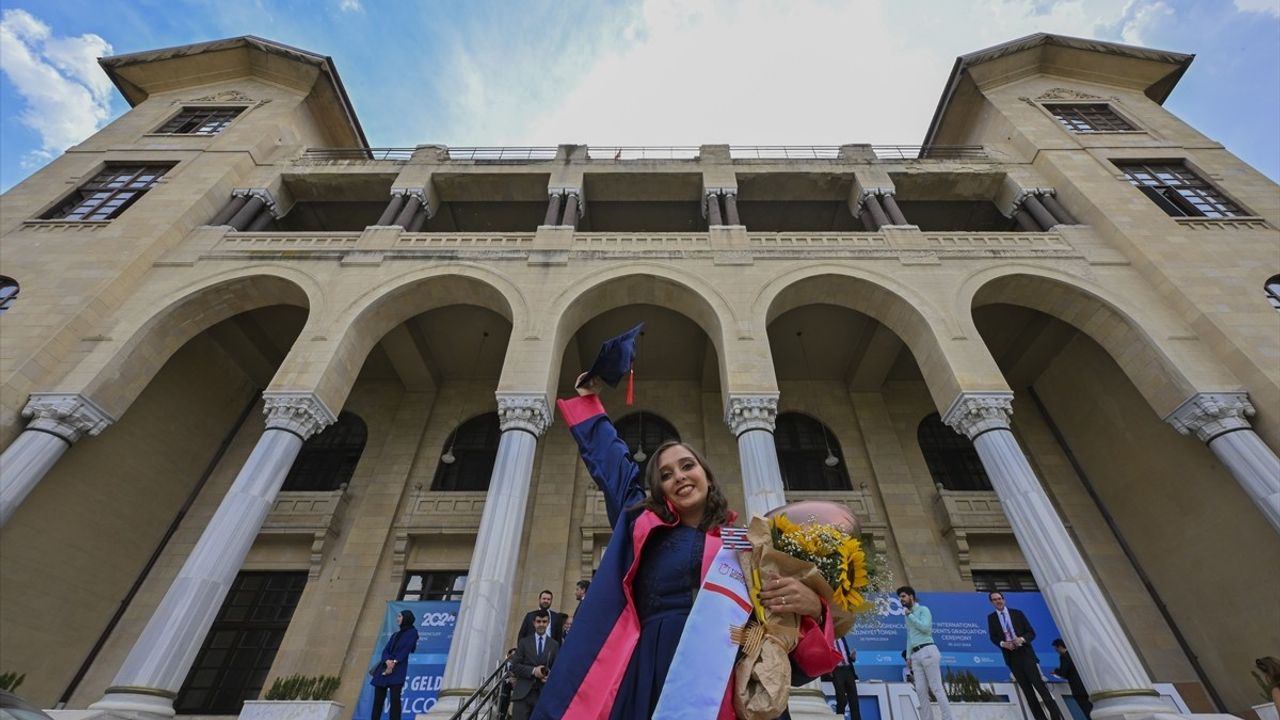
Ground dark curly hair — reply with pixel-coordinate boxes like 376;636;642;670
632;440;732;531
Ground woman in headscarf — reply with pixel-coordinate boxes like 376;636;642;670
370;609;419;720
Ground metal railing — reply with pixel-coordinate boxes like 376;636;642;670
587;146;700;160
446;146;558;161
871;145;987;160
301;147;416;161
729;146;842;159
448;658;511;720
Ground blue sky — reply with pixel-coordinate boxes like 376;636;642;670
1;0;1278;192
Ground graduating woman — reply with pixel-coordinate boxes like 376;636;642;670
533;326;840;720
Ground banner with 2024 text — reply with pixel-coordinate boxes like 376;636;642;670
844;592;1065;682
353;601;460;719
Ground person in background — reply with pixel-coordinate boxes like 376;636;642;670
511;611;558;720
987;591;1063;720
369;609;418;720
497;647;517;720
561;615;573;638
830;636;860;720
518;590;566;643
1052;638;1092;719
574;579;590;615
898;586;954;720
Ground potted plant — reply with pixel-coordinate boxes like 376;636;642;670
922;669;1021;720
239;674;342;720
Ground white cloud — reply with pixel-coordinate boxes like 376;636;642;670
0;9;114;167
338;0;363;12
1233;0;1280;17
427;0;1178;148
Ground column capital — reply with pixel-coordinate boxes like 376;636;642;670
1005;187;1055;216
263;391;336;440
232;188;281;217
496;392;552;436
21;392;115;443
942;391;1014;438
852;187;893;215
1164;391;1255;442
391;187;434;217
725;393;779;435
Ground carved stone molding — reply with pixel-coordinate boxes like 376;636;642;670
942;391;1014;438
1164;392;1255;443
186;89;257;103
852;187;894;216
263;391;337;440
496;393;552;436
725;393;779;435
391;187;434;218
21;392;115;443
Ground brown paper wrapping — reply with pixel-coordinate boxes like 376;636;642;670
732;516;855;720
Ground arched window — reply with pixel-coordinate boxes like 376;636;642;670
917;413;992;491
432;412;501;491
615;412;681;479
774;412;852;492
1266;275;1280;311
0;276;17;314
281;411;367;492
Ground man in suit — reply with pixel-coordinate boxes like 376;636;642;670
831;635;860;720
1052;638;1092;719
511;610;558;720
518;590;566;642
987;591;1064;720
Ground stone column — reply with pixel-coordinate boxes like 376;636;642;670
706;191;724;226
1021;194;1058;230
428;393;552;717
91;392;334;718
0;393;114;528
226;195;265;231
1040;193;1077;225
376;193;406;225
725;393;786;518
1013;208;1042;232
881;192;908;225
207;195;248;226
1166;392;1280;534
562;192;580;229
393;195;423;228
543;191;563;226
723;191;741;225
944;392;1165;717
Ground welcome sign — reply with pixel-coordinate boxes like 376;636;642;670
844;592;1064;682
352;601;461;719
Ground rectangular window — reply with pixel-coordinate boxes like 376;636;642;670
972;571;1039;593
42;165;172;221
156;106;244;135
1116;161;1246;218
1048;103;1135;133
176;572;307;714
400;571;467;601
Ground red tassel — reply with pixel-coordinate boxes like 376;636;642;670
626;368;635;406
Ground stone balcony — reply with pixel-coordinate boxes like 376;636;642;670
932;487;1015;579
262;488;350;578
391;491;488;579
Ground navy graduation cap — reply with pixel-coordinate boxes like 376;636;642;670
577;322;644;403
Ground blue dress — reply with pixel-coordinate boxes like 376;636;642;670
609;523;705;720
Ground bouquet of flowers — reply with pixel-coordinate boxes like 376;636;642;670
730;501;885;720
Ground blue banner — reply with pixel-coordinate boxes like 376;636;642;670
844;592;1064;682
353;601;460;719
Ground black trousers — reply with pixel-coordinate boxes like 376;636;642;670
831;665;860;720
371;684;402;720
1009;654;1063;720
1071;692;1094;719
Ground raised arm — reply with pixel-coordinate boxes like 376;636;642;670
555;393;644;526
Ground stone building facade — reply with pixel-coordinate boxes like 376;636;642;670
1;32;1277;720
